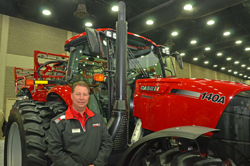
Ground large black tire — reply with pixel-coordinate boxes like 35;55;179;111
4;100;67;166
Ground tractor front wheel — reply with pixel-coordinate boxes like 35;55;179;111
4;101;54;166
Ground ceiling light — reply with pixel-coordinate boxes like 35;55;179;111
245;47;250;51
247;67;250;70
184;4;192;10
226;57;231;61
235;40;242;44
204;61;209;64
234;61;239;64
228;70;232;72
205;47;210;51
217;52;222;56
244;75;247;78
241;64;246;67
112;6;119;11
213;65;217;67
221;67;225;70
207;20;215;25
239;74;243;76
248;77;250;79
193;57;198;61
85;22;92;27
180;53;185;56
190;40;197;44
171;32;178;36
223;31;230;36
146;20;154;25
234;71;238;74
42;10;51;15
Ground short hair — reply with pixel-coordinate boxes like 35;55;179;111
72;81;90;93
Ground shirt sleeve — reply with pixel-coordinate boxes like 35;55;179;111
92;118;113;166
48;119;83;166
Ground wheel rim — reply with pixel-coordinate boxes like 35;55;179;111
7;122;22;166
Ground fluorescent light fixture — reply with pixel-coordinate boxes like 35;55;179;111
205;47;210;51
247;67;250;70
241;64;246;67
180;53;185;56
234;61;239;64
217;52;222;56
223;31;230;36
42;10;51;15
171;32;178;36
184;4;192;10
207;20;215;25
244;75;247;77
85;22;92;27
193;57;198;61
235;40;242;44
204;61;209;64
112;6;119;11
190;40;197;44
234;71;238;74
213;65;218;67
228;70;232;72
221;67;225;70
146;20;154;25
239;74;243;76
226;57;231;61
245;47;250;51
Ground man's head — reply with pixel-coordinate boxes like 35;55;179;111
71;81;90;112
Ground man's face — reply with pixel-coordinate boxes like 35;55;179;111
71;85;90;112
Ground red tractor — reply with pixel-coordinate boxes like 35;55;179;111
4;1;250;166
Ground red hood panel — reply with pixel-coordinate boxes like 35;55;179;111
133;78;250;132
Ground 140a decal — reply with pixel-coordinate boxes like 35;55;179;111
201;92;225;104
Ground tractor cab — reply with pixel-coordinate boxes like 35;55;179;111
64;28;183;123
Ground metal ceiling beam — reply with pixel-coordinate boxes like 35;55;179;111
128;0;249;34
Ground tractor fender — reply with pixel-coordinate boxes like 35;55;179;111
117;126;219;166
47;85;72;106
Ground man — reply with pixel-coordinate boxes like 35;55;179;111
48;81;113;166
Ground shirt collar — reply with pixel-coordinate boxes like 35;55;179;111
66;105;95;119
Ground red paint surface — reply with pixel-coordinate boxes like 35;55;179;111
133;78;250;134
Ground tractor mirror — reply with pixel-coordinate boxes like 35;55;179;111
175;52;183;70
85;28;102;54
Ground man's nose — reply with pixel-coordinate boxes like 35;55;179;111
79;94;84;99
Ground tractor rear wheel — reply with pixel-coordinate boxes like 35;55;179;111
4;101;55;166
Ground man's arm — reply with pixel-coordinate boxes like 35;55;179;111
92;118;113;166
48;120;82;166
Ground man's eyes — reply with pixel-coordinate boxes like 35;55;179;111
76;93;88;96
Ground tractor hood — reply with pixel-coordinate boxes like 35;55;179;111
133;78;250;132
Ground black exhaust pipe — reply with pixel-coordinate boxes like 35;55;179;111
107;1;128;150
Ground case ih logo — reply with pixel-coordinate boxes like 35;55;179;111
140;86;160;91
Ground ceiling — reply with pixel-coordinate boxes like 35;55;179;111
1;0;250;80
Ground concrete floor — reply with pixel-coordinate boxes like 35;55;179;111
0;140;4;166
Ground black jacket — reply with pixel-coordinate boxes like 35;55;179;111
48;106;113;166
